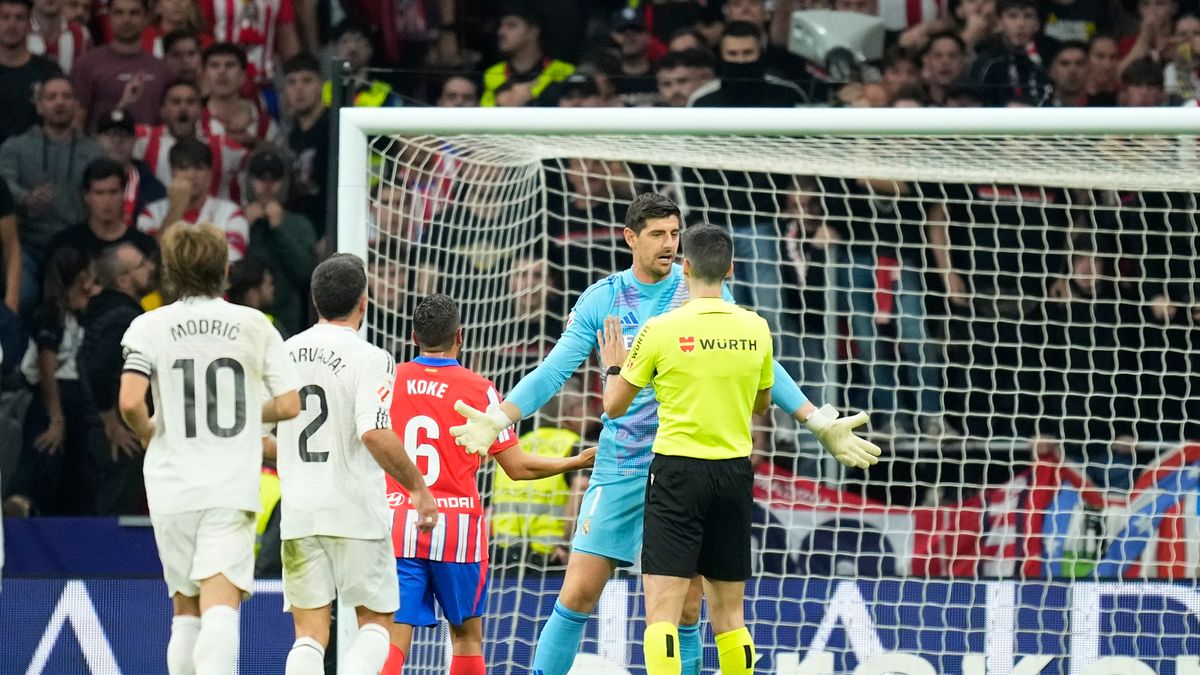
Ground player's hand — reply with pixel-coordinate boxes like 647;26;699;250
104;420;143;461
575;446;597;470
412;487;438;532
135;419;155;450
597;315;627;369
804;404;883;470
450;400;510;456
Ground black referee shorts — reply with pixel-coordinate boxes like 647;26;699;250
641;453;754;582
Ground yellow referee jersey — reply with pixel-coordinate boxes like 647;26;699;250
621;297;773;460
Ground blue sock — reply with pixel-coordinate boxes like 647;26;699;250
678;622;702;675
532;601;590;675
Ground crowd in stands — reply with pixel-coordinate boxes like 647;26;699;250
0;0;1196;528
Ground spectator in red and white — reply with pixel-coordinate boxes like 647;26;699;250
920;31;968;104
27;0;89;74
61;0;86;25
654;48;716;107
197;0;299;107
321;19;403;108
199;42;281;146
899;0;995;53
94;109;164;226
140;0;209;58
133;79;247;203
281;54;327;238
137;136;247;261
881;46;921;102
609;7;664;106
71;0;170;130
1118;0;1177;77
1049;41;1091;105
1164;13;1200;103
0;0;62;145
1119;54;1166;105
1085;34;1120;104
161;28;202;84
436;74;479;107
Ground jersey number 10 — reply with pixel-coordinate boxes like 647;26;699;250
172;358;246;438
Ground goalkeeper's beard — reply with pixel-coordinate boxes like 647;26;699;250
637;250;676;281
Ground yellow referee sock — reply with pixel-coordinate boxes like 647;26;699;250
643;621;682;675
715;627;755;675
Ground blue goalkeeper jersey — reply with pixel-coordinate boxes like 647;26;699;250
507;264;808;477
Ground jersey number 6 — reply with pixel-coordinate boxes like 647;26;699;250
403;415;441;486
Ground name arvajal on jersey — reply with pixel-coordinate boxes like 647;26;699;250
290;346;348;376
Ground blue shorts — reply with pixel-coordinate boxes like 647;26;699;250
394;558;488;627
571;472;647;567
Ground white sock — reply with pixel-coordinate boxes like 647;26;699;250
193;605;239;675
167;616;201;675
285;636;326;675
343;623;391;675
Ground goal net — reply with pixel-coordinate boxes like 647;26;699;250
342;108;1200;675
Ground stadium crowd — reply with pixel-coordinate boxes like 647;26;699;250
0;0;1196;527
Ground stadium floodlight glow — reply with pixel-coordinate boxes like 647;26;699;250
339;107;1200;675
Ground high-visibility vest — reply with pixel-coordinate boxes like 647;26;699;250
480;59;575;107
321;79;397;108
255;467;281;556
491;427;578;555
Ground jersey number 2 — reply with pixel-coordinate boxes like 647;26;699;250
172;358;246;438
298;384;329;462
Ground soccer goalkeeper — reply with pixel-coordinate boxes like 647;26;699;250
451;192;880;675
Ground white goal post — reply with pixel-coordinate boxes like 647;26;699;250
336;107;1200;675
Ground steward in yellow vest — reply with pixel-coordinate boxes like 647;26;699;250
480;7;574;106
492;427;579;563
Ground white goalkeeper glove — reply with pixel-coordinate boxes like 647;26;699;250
450;400;512;456
804;404;883;470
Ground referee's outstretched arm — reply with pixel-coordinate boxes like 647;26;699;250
599;314;642;419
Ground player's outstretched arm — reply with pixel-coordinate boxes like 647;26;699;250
118;372;154;449
603;316;649;419
797;402;883;470
262;390;301;424
362;429;438;531
494;445;596;481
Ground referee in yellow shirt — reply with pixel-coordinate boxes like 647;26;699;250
602;224;773;675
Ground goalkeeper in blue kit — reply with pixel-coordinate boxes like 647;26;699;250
451;193;881;675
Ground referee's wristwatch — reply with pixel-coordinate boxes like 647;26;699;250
604;365;622;379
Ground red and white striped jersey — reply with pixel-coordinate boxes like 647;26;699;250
133;124;248;203
198;0;295;85
136;195;249;261
387;356;518;563
28;18;90;74
199;104;282;147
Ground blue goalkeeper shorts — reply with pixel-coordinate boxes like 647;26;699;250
570;472;647;567
394;558;488;627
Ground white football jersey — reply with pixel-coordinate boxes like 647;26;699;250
122;296;299;515
276;323;396;541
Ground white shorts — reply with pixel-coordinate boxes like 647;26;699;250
151;509;256;599
282;535;399;614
